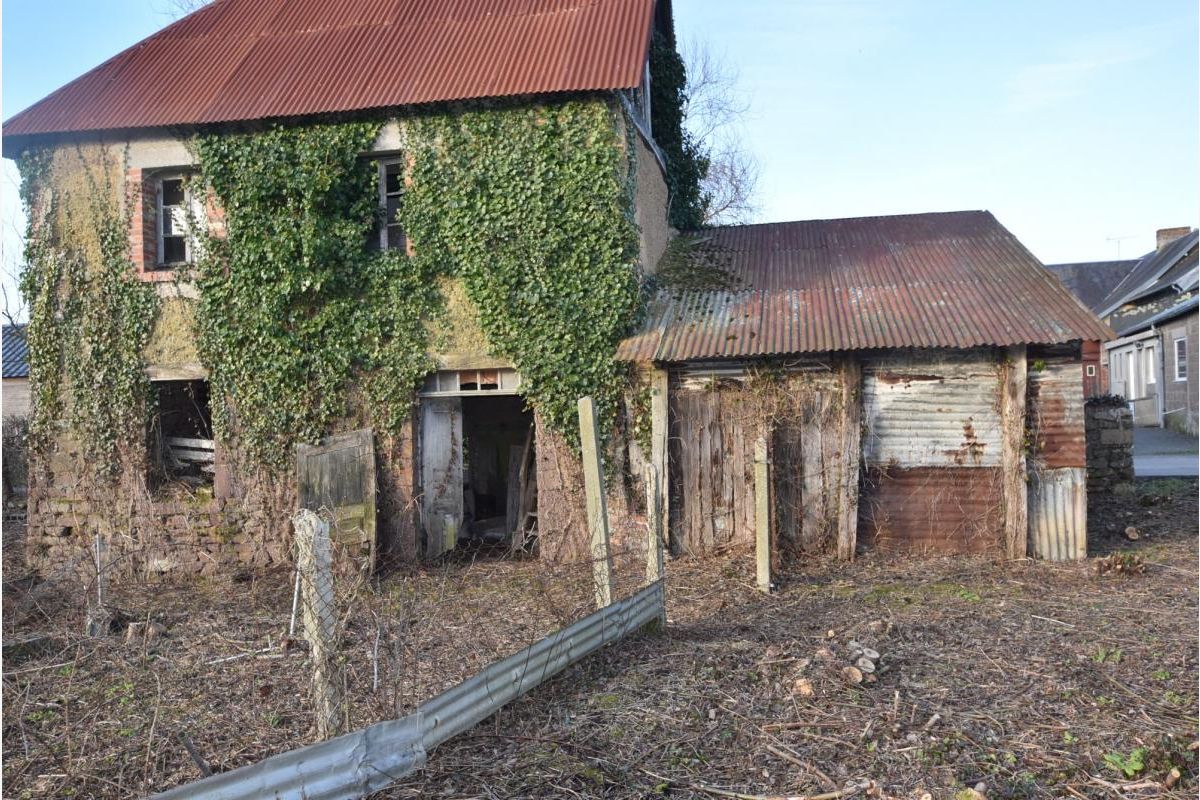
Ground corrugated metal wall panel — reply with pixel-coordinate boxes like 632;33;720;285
1028;468;1086;560
857;351;1006;554
1026;358;1086;469
859;466;1004;554
862;354;1003;468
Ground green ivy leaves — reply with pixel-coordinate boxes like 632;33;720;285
18;150;159;478
193;121;439;467
404;100;642;445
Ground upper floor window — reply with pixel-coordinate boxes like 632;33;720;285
155;174;202;268
372;159;406;252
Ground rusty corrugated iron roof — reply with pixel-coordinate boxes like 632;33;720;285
3;0;655;143
619;211;1115;362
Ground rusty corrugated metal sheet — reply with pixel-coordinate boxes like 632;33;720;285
1028;467;1086;561
3;0;655;142
861;353;1002;468
1026;358;1086;469
859;466;1004;554
619;211;1115;362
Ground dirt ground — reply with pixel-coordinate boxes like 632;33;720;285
3;478;1197;799
1;527;642;798
382;478;1198;799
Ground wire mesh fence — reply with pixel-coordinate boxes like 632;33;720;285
2;486;661;799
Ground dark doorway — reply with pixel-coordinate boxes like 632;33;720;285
149;379;214;489
461;395;535;546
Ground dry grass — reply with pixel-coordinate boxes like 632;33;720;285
381;478;1198;799
3;478;1196;799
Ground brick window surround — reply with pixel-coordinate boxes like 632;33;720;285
127;167;224;282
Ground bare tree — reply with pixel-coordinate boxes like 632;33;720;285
160;0;210;21
680;39;759;226
1;164;28;327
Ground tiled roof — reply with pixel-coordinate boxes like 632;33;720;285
1097;230;1199;317
1044;259;1137;313
618;211;1114;363
2;325;29;379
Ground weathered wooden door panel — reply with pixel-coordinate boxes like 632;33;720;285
296;428;377;571
421;397;462;559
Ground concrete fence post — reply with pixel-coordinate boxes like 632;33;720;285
578;396;615;608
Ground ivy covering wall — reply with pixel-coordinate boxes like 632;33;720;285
649;30;710;230
192;121;440;467
190;97;642;465
18;147;159;477
18;95;649;479
403;99;642;444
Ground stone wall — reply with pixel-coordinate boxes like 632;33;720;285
1084;401;1134;492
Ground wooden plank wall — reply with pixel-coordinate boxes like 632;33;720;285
667;366;847;557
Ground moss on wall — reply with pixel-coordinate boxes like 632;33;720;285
144;296;201;367
426;277;507;369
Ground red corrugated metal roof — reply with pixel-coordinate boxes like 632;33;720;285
3;0;655;142
619;211;1115;362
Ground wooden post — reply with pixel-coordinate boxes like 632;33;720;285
837;359;863;561
578;396;615;608
649;367;670;555
644;463;664;585
1001;345;1028;559
753;437;771;593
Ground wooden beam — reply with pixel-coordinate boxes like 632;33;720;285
578;396;614;608
837;359;863;561
753;437;771;593
1001;345;1028;559
649;367;670;555
644;463;664;586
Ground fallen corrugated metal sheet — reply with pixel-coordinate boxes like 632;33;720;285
5;0;655;141
859;466;1004;554
422;578;663;746
618;212;1114;362
147;715;425;800
861;354;1002;468
1028;468;1086;561
1026;359;1086;469
149;580;664;800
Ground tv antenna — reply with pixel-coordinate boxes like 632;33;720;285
1105;235;1136;257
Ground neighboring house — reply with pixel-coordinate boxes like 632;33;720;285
2;0;1113;574
1053;228;1199;434
2;324;30;420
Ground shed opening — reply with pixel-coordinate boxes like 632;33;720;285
150;379;214;489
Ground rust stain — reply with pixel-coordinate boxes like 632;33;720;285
859;466;1004;555
875;372;944;385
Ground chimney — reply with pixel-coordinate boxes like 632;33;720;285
1156;226;1191;251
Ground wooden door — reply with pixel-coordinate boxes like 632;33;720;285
421;397;463;558
296;429;377;571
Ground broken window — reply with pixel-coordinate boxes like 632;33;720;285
369;158;406;252
155;173;203;268
149;380;214;488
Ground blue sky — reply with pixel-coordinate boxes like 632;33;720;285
2;0;1197;317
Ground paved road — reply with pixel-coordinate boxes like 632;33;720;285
1134;426;1199;478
